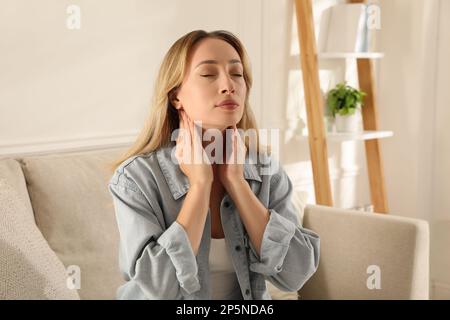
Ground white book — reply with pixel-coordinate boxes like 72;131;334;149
318;4;368;53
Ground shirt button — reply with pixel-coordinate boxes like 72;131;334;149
224;201;231;208
245;289;251;296
235;245;241;252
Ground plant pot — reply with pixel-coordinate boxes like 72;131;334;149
324;116;335;133
335;113;360;132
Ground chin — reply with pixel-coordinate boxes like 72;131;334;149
200;124;232;133
221;118;240;127
202;118;238;128
200;112;242;129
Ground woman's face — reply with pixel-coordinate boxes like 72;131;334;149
173;38;247;131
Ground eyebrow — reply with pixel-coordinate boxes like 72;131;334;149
194;59;242;69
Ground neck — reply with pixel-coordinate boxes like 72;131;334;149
200;127;230;170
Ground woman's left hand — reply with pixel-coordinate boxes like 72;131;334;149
218;124;247;189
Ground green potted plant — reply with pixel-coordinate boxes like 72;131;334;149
326;82;366;132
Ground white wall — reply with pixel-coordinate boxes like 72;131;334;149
378;0;439;222
0;0;264;155
430;0;450;300
378;0;450;299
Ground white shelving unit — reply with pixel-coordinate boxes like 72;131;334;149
294;0;390;212
318;52;385;59
289;52;384;69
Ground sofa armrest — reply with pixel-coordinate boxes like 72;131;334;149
298;205;429;299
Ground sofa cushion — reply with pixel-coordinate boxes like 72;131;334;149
20;148;127;299
0;158;34;222
0;179;80;299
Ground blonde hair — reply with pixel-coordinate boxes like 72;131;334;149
109;29;270;173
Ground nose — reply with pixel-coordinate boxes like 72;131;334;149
220;74;235;94
221;87;235;94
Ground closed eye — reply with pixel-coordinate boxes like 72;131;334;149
200;74;243;77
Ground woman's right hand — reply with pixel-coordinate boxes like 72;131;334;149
175;110;214;186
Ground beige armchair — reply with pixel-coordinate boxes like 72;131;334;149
0;147;429;299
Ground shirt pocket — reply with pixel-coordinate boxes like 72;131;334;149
252;273;267;291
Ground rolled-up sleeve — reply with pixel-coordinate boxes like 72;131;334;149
247;165;320;292
109;171;200;299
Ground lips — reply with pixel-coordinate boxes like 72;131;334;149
217;103;238;110
216;99;239;110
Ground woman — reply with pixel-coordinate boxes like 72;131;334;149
108;30;320;300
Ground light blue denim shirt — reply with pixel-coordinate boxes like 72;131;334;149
108;141;320;300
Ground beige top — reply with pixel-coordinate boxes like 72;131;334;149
209;238;242;300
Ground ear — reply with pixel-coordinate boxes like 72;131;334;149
169;88;183;110
173;100;184;111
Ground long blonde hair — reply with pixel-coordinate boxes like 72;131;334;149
109;30;269;173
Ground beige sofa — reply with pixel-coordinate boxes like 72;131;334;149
0;147;430;300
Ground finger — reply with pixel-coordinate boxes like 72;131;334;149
181;112;191;163
234;126;245;164
177;111;184;140
189;116;196;147
183;112;192;142
234;127;238;164
234;125;243;147
176;127;183;146
175;138;183;164
234;125;240;143
186;114;198;153
191;119;204;164
225;126;233;164
177;112;186;154
187;116;206;164
181;112;191;145
192;119;202;148
175;115;183;160
181;110;187;129
228;126;235;164
178;110;183;125
188;115;200;164
175;141;183;161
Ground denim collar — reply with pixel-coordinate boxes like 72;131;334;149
156;142;262;200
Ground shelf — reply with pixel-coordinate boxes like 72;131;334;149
288;52;384;69
296;130;393;142
317;52;384;59
294;0;390;212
